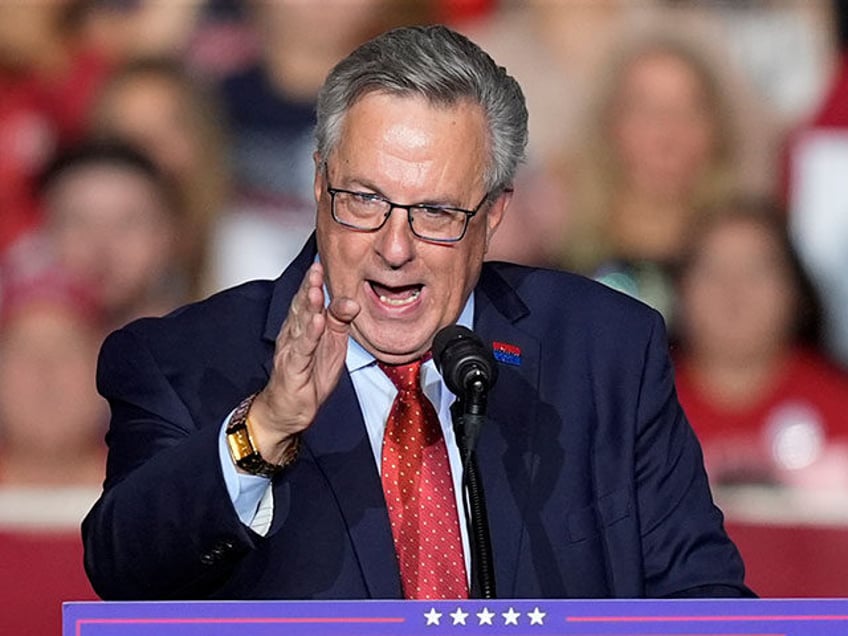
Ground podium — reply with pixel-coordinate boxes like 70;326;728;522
64;598;848;635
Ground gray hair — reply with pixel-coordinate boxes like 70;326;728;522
315;24;528;193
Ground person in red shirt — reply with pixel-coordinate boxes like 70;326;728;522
0;239;106;636
0;1;111;253
673;197;848;490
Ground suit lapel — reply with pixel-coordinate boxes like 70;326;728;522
303;372;403;598
472;265;542;598
261;236;401;597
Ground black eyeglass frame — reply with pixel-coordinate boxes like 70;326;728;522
325;184;492;244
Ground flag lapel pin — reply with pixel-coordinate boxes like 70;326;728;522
493;341;521;366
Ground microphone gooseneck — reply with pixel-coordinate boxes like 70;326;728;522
432;324;498;599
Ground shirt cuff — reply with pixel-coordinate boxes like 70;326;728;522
219;415;273;529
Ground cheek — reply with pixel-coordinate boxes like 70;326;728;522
0;348;54;421
57;238;102;277
438;241;485;302
614;130;657;176
129;231;169;263
0;358;30;404
319;231;368;296
677;124;715;169
681;285;713;329
752;283;795;330
681;277;730;330
55;353;100;411
118;226;173;272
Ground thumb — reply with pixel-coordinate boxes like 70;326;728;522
326;297;360;333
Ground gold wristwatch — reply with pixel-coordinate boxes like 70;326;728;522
225;393;300;477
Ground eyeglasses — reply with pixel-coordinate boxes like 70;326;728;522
326;184;490;243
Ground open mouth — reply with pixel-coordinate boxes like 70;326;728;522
368;281;423;307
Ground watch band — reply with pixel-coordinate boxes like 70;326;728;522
225;393;300;477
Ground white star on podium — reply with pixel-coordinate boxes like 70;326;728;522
528;607;546;625
424;608;442;625
450;607;469;625
502;607;521;625
477;607;495;625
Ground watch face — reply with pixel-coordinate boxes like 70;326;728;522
226;426;254;460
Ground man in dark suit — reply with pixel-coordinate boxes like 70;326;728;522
82;25;751;601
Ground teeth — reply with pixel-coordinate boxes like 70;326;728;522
379;289;421;306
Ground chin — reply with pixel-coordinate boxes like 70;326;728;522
357;327;430;362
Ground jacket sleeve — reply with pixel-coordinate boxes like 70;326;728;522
633;313;755;598
81;326;261;600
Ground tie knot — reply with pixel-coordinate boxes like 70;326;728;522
378;359;422;392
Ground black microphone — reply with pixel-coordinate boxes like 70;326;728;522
433;324;499;599
432;325;498;397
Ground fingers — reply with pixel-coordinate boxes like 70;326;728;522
256;263;358;437
302;263;325;319
280;264;327;370
287;263;359;340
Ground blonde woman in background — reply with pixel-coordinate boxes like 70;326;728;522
560;30;742;323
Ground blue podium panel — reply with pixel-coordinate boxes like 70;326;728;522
64;599;848;636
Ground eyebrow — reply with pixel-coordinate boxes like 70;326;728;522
342;179;472;210
337;174;382;194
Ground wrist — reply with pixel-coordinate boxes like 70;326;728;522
245;391;304;459
225;393;300;477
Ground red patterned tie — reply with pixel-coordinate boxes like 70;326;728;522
379;358;468;600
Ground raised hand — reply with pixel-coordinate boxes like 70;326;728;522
247;262;360;463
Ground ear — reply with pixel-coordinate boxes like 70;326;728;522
313;152;324;204
484;188;513;252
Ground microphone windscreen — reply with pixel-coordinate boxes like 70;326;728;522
433;325;497;395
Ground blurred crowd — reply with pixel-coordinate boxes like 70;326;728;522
2;0;848;629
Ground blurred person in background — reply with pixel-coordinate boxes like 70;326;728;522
651;0;836;195
0;239;108;636
673;198;848;492
0;239;105;636
785;0;848;369
0;0;112;253
220;0;431;206
0;243;107;487
463;0;640;267
462;0;649;174
559;30;742;324
89;57;230;299
37;140;186;332
202;0;435;290
80;0;203;63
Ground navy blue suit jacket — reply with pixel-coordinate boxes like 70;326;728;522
82;236;751;600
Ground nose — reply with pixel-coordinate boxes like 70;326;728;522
374;205;415;268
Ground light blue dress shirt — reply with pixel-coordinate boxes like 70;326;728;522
218;295;475;573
